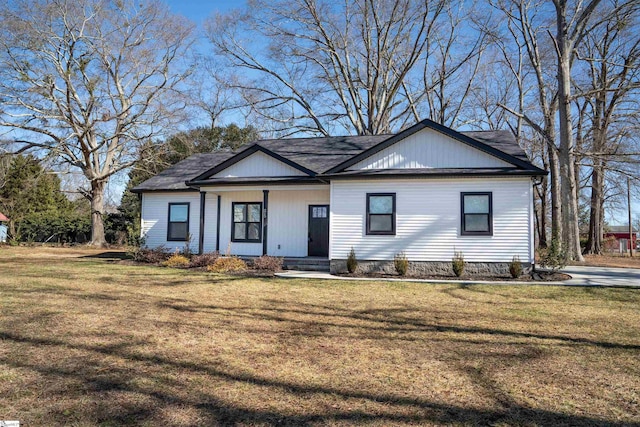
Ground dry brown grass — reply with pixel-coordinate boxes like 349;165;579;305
577;253;640;269
0;246;639;426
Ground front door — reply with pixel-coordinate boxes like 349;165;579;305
308;205;329;257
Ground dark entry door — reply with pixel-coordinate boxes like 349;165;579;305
308;205;329;257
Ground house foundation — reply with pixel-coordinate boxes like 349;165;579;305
330;259;533;276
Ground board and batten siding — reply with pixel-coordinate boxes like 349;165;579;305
141;192;201;252
330;178;533;263
214;151;306;178
267;189;330;256
349;127;512;170
208;187;329;257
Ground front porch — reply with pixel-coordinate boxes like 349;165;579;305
199;185;330;258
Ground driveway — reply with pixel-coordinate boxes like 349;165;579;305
560;265;640;287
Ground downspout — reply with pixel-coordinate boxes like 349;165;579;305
216;195;221;252
263;190;269;255
199;192;206;255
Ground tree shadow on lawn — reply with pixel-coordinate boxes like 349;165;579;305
0;329;634;427
158;299;640;351
80;251;130;260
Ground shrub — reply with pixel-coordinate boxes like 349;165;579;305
207;256;247;273
394;252;409;276
346;247;358;273
161;253;190;268
189;252;219;268
452;251;465;277
509;255;523;278
252;255;284;272
132;246;171;264
539;238;567;271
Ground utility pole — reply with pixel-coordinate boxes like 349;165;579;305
628;177;633;257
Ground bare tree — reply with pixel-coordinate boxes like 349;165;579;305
188;56;241;130
575;4;640;254
549;0;640;261
0;0;194;245
489;0;562;247
206;0;488;136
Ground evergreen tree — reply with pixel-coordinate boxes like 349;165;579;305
119;125;258;243
0;155;88;242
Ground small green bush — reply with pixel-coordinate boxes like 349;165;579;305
207;256;247;273
346;247;358;273
394;252;409;276
509;255;523;278
252;255;284;272
452;251;465;277
161;253;190;268
539;238;567;271
189;252;219;268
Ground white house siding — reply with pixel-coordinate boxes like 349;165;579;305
201;193;219;253
267;189;330;256
141;192;201;252
204;186;330;257
214;151;306;177
330;178;533;264
349;127;512;170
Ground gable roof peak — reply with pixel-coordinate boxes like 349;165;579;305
325;118;542;173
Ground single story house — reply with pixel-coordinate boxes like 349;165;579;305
603;225;637;253
133;119;547;273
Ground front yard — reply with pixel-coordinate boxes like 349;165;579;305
0;247;638;426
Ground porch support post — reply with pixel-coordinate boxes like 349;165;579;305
199;192;206;254
263;190;269;255
215;195;221;252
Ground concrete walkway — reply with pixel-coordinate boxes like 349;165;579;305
559;265;640;287
276;265;640;288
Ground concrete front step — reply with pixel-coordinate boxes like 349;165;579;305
282;258;330;272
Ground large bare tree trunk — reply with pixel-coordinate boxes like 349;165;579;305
90;180;107;247
554;0;589;262
557;57;584;262
547;133;562;243
584;161;604;254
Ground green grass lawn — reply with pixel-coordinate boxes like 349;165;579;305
0;247;639;426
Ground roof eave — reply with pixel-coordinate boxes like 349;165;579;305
186;176;326;187
130;187;199;194
319;169;548;180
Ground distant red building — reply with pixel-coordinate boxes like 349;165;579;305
603;225;637;253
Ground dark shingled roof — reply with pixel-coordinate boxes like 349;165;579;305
462;130;530;163
132;152;235;192
255;135;390;173
133;128;539;192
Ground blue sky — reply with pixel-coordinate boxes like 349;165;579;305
120;1;638;225
164;0;243;23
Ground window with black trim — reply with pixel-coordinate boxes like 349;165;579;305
366;193;396;235
232;202;262;242
461;192;492;235
167;203;189;241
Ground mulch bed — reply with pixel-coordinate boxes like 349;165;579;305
336;270;571;282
